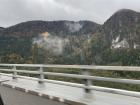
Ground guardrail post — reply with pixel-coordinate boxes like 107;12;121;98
12;66;17;80
38;66;44;84
82;69;92;93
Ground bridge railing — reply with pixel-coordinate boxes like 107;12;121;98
0;64;140;97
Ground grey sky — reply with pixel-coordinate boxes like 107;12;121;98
0;0;140;27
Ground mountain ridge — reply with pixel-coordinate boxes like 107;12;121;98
0;20;99;38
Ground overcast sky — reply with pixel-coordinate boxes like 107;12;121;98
0;0;140;27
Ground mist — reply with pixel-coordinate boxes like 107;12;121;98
33;32;69;55
65;22;83;32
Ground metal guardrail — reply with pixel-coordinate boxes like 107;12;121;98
0;64;140;97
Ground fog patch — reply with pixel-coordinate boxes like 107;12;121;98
33;32;69;55
65;22;83;33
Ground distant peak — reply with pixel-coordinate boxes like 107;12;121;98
115;9;138;14
118;9;134;12
106;9;139;21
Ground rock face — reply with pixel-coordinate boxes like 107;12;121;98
102;9;140;49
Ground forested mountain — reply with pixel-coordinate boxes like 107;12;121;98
0;20;99;64
0;9;140;66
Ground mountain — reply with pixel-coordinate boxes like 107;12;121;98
80;9;140;65
102;9;140;49
0;9;140;65
0;20;99;38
